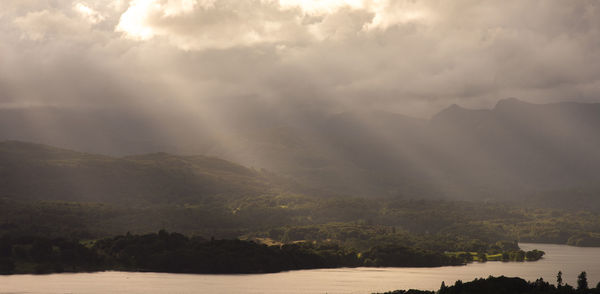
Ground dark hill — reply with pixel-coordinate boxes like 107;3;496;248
0;141;273;204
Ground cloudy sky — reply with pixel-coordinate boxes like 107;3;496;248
1;0;600;118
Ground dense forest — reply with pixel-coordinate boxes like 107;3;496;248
2;196;600;249
0;230;547;275
377;273;600;294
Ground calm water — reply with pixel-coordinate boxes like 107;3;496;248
1;243;599;294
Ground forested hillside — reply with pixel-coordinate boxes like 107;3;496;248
4;141;600;275
2;141;600;247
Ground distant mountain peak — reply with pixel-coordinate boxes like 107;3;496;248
494;97;531;111
431;103;484;123
435;103;468;115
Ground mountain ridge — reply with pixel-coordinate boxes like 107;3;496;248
2;98;600;203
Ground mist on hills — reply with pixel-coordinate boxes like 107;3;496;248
2;98;600;207
2;1;600;204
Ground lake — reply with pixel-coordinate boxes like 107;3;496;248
1;243;599;294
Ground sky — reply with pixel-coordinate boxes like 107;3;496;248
1;0;600;119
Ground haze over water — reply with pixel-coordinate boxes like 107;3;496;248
1;243;598;294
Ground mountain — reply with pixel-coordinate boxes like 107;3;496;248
427;98;600;197
2;99;600;204
0;106;431;197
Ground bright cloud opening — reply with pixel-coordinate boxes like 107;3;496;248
278;0;365;14
115;0;157;40
74;3;105;24
114;0;436;49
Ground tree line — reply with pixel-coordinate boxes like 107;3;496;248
378;272;600;294
1;230;467;275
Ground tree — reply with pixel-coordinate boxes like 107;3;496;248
477;252;487;262
557;271;563;287
454;279;463;291
0;257;15;274
577;271;588;291
30;238;53;262
439;281;447;294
